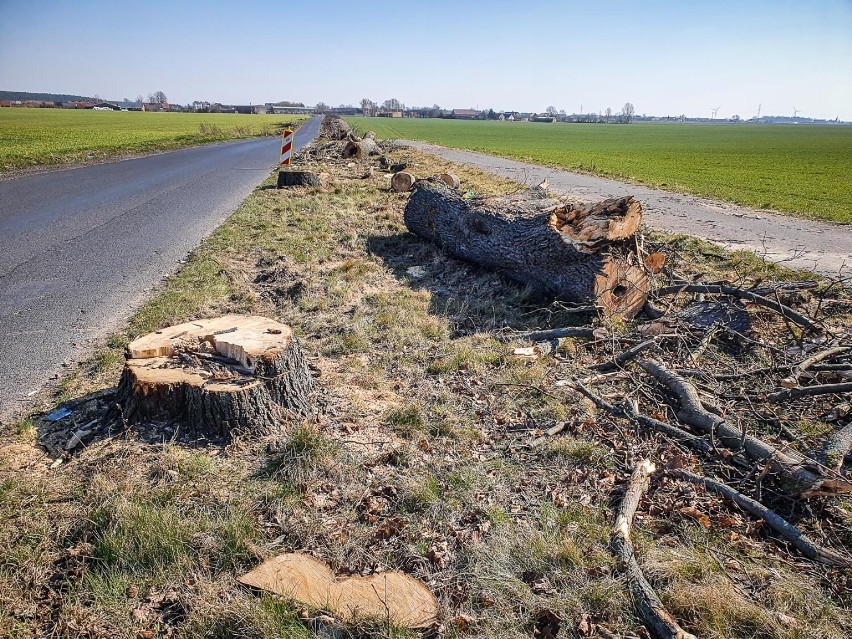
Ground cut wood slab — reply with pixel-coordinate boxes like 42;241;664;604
117;315;312;439
238;553;438;628
403;181;650;318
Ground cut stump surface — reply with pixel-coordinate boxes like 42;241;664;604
117;315;313;439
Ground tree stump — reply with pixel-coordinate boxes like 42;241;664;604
277;171;320;188
403;181;650;318
116;315;313;439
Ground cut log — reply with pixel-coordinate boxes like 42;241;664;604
391;171;416;192
403;181;650;318
438;172;460;189
117;315;313;440
277;170;320;188
343;137;379;160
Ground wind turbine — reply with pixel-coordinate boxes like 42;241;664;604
756;103;761;119
711;106;720;119
793;107;802;118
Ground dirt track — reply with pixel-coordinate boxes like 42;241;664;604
400;141;851;279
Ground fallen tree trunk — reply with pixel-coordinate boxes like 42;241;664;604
117;315;313;440
403;181;650;318
391;171;416;192
323;115;352;140
612;460;697;639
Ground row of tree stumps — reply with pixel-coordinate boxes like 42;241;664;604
117;135;651;438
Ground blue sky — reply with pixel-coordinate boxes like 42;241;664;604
1;0;850;119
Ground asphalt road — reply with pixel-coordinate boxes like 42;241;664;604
0;115;322;422
402;141;852;278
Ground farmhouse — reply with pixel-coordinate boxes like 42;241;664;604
451;108;480;119
142;102;170;112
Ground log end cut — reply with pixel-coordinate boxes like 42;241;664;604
392;171;416;192
118;315;313;439
594;254;651;318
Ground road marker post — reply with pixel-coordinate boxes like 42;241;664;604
276;128;294;188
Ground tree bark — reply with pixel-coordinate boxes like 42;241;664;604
117;315;313;440
277;171;320;188
403;181;649;317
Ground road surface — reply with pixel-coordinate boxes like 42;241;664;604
0;116;322;422
401;141;851;278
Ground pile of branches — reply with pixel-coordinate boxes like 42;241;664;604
511;256;852;636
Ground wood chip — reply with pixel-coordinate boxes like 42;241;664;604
238;553;438;628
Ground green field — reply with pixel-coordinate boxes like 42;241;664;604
348;117;852;223
0;109;308;171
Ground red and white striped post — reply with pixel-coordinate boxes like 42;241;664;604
279;128;294;167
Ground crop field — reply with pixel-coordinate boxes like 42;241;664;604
0;109;307;171
348;117;852;223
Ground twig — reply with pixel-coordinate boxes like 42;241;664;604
592;338;661;372
767;382;852;403
510;326;596;341
571;381;713;456
612;460;697;639
780;346;850;388
673;468;852;567
655;284;820;333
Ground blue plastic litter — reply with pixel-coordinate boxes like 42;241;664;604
46;407;72;422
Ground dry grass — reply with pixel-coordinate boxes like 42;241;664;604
1;139;850;638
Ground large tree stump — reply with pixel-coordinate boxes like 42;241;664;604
116;315;313;439
403;181;650;317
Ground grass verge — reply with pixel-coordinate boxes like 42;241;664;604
0;141;849;638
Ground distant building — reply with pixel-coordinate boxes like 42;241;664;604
142;102;169;112
268;105;315;115
451;109;480;119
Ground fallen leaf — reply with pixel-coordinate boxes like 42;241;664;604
679;506;711;529
644;252;666;273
